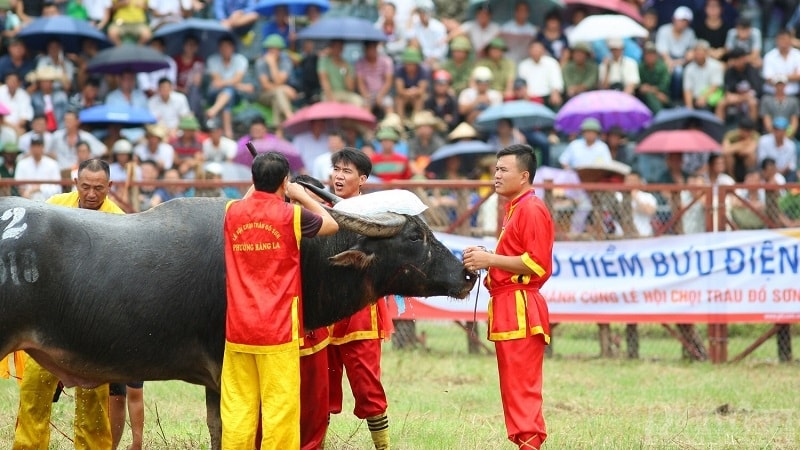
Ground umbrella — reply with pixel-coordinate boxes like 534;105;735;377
233;136;305;172
642;107;726;142
296;17;386;42
466;0;564;27
204;161;252;181
250;0;330;16
152;19;234;59
425;140;496;176
87;43;171;74
635;130;722;153
0;103;10;116
555;90;652;133
281;101;376;136
17;16;113;54
78;105;156;128
475;101;556;132
567;14;648;43
564;0;643;22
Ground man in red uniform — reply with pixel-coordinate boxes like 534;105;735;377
327;148;392;450
221;151;339;449
462;144;554;450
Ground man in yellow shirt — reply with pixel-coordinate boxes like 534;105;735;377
13;159;123;450
104;0;152;46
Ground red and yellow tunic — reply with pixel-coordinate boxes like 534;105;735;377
224;192;304;352
485;189;554;343
329;301;390;345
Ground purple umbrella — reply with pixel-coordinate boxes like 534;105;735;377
234;136;304;172
555;90;652;133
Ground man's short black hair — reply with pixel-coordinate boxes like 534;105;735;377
218;35;236;46
331;147;372;177
252;152;290;193
77;158;110;178
292;174;325;189
497;144;537;182
761;157;777;170
158;77;172;86
708;153;721;165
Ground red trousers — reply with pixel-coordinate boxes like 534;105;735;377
495;335;547;449
300;349;329;450
327;339;387;418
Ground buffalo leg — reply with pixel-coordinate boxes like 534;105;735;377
205;387;222;450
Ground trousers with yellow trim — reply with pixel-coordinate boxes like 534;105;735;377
13;357;111;450
488;287;550;450
221;341;300;450
327;338;386;418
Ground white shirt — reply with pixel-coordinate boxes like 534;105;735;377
460;20;500;54
517;55;563;97
558;138;612;168
682;58;724;98
202;136;238;162
762;47;800;95
458;87;503;109
148;0;191;29
148;91;191;131
18;131;54;155
110;162;142;186
757;134;797;172
616;190;657;237
311;152;333;182
599;56;641;88
15;156;62;201
0;85;33;126
292;132;330;170
137;57;178;94
135;142;176;170
83;0;111;21
407;17;448;62
500;20;537;62
50;129;108;171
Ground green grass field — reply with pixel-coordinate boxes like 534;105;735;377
0;323;797;449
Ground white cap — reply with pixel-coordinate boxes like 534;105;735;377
112;139;133;154
673;6;693;22
472;65;494;81
607;38;624;49
205;162;224;176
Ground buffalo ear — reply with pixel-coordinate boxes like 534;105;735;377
329;250;375;270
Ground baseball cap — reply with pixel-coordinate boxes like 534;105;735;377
433;69;452;82
513;77;527;89
773;116;789;130
112;139;133;154
472;66;493;82
673;6;693;22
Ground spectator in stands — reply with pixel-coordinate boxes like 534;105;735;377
763;29;800;98
707;153;736;187
600;38;640;95
721;117;759;181
0;110;15;149
424;69;459;131
517;40;563;108
51;110;107;177
730;169;766;229
149;0;189;31
441;36;474;95
407;2;447;66
370;127;411;181
725;16;762;68
449;1;498;59
292;119;329;170
174;35;205;122
394;48;429;119
500;1;537;62
757;116;797;181
170;116;204;176
138;38;177;97
235;116;273;161
682;40;724;111
506;77;532;102
536;10;569;65
617;171;658;237
310;131;344;182
760;75;799;138
137;159;161;210
317;39;359;105
106;71;149;142
134;125;174;171
0;38;34;84
0;141;20;196
458;66;502;125
109;139;139;186
681;173;707;234
214;0;258;33
0;71;31;136
105;0;152;46
261;5;294;51
19;115;53;155
356;40;394;117
487;118;526;150
0;1;22;46
477;37;515;98
13;0;43;24
375;112;409;156
206;36;251;139
641;8;659;43
73;39;102;89
148;77;191;137
15;134;62;201
36;39;75;93
637;42;671;113
717;48;761;122
695;0;729;61
150;168;191;207
69;77;102;111
256;34;297;125
407;109;446;161
655;6;697;99
28;66;68;132
558;118;612;169
761;156;786;185
202;118;237;163
605;126;633;165
375;0;406;63
563;43;597;100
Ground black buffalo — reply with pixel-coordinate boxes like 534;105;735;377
0;196;476;448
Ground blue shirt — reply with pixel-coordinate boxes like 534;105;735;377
261;21;291;45
0;55;36;85
592;38;643;64
214;0;256;20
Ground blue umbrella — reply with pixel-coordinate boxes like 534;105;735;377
296;16;386;42
475;101;556;132
426;140;497;176
152;19;234;59
17;16;112;53
642;107;725;142
79;105;156;128
250;0;330;16
87;43;171;74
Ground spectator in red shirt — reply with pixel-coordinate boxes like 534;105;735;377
370;127;412;181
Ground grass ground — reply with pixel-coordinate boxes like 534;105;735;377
0;323;796;449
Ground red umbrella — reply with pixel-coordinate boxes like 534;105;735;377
635;130;721;153
565;0;643;22
281;102;376;136
0;103;10;116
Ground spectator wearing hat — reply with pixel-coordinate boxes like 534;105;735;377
716;47;761;122
757;116;797;181
536;10;570;65
0;141;21;196
375;112;410;156
356;41;395;116
202;117;238;163
449;1;499;59
517;40;563;109
0;71;32;136
256;34;297;125
318;39;360;106
371;127;412;181
35;39;75;93
394;48;430;119
170;116;205;173
563;43;598;99
695;0;730;61
500;1;538;62
148;77;191;137
0;38;35;85
441;36;475;95
28;65;69;132
447;122;480;143
558;118;612;170
407;110;446;161
260;4;294;51
407;2;448;66
375;1;407;62
424;69;460;130
15;133;62;200
50;110;107;177
637;42;671;114
655;6;697;99
600;38;640;95
760;75;800;138
134;124;175;171
725;16;762;69
762;29;800;96
458;66;502;125
109;139;141;190
104;0;152;46
206;36;252;138
721;118;759;181
682;40;724;111
477;37;516;97
106;71;150;143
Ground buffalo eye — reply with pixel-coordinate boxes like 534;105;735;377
408;232;423;242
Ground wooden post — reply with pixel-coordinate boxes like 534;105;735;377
625;324;639;359
777;324;793;362
598;324;614;357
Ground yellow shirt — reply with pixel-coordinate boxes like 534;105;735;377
47;191;125;215
112;0;148;24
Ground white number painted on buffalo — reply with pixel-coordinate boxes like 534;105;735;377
0;249;39;285
2;207;28;240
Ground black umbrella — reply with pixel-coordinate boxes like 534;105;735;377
86;43;171;75
640;107;725;142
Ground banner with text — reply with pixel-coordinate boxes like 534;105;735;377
393;230;800;323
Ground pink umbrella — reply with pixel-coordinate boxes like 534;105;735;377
635;130;722;153
564;0;643;22
0;103;10;116
233;135;305;172
281;102;376;136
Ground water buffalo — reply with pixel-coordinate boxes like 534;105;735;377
0;195;476;448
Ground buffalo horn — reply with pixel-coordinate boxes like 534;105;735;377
297;180;343;204
327;208;407;238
